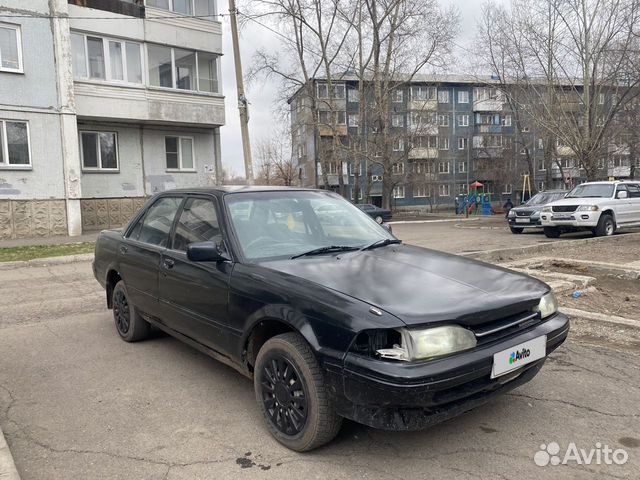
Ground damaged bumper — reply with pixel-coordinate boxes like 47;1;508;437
326;313;570;430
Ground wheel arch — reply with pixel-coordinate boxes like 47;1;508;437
105;269;122;309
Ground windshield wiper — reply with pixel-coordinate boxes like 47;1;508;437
291;245;359;259
359;238;402;251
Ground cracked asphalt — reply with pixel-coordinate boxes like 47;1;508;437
1;223;639;479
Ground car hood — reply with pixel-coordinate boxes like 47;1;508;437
511;205;542;213
260;244;548;327
547;197;607;206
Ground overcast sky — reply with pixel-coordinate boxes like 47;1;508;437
217;0;500;176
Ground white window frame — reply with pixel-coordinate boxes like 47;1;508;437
437;114;450;127
392;89;404;103
521;126;530;133
165;135;196;172
147;44;219;93
0;120;31;168
502;183;513;194
457;183;468;195
458;161;466;173
392;162;404;173
438;161;450;174
501;114;512;127
393;139;404;152
73;33;145;85
393;185;405;198
438;90;450;103
457;137;468;150
458;114;469;127
439;137;450;150
348;113;359;128
79;130;119;172
146;0;218;19
598;93;605;105
457;90;469;103
392;114;404;127
439;184;451;197
0;23;23;73
316;83;329;99
414;185;429;197
347;88;359;102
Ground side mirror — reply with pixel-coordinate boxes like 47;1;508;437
617;190;628;199
187;241;225;262
381;223;393;234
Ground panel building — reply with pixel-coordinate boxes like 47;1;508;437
0;0;224;238
289;75;634;209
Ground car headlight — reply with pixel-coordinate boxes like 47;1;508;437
376;326;477;362
534;291;558;319
508;209;516;217
542;206;552;212
576;205;599;212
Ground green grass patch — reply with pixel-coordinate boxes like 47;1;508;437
0;242;95;263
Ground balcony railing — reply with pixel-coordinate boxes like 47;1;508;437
68;0;145;17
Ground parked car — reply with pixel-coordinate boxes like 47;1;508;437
356;203;392;223
93;187;569;452
540;181;640;238
507;190;568;234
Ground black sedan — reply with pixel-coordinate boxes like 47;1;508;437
507;190;567;234
356;203;392;223
93;187;569;451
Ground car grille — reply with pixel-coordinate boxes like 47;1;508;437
515;210;534;216
472;311;542;345
552;205;578;213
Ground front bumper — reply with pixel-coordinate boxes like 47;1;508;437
508;216;542;227
326;313;570;430
540;211;599;228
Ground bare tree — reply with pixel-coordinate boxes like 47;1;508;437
475;0;640;182
255;123;298;186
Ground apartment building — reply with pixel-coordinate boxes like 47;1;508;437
0;0;224;238
290;75;632;208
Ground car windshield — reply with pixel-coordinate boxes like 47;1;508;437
225;191;394;261
565;184;615;198
525;192;566;205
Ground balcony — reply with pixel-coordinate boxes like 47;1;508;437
68;0;144;17
319;174;349;187
551;166;581;179
408;147;438;160
475;125;502;134
556;146;575;156
74;83;225;126
408;99;437;111
318;125;348;137
609;166;631;177
473;99;503;112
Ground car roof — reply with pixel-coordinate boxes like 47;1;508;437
159;185;320;196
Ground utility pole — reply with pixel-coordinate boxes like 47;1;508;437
228;0;254;185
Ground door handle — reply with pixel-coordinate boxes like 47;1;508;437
119;245;128;254
163;258;175;269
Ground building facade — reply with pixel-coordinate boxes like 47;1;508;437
290;75;634;209
0;0;224;238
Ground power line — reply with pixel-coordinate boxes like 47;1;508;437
0;12;227;20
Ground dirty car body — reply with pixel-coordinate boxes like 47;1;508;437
93;187;570;450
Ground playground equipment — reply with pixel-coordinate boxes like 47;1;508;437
456;181;493;216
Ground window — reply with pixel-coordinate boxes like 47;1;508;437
457;114;469;127
0;23;23;72
147;0;217;18
539;158;546;171
537;138;544;149
501;114;512;127
172;197;222;251
148;44;219;92
392;162;404;174
413;136;437;149
476;113;500;125
458;90;469;103
393;185;405;198
410;85;436;101
393;139;404;152
473;87;500;102
297;144;304;159
79;131;118;171
71;33;143;84
438;90;450;103
598;93;605;105
439;184;450;196
438;161;450;174
132;196;182;247
626;184;640;198
336;111;346;125
521;127;530;133
0;120;30;167
437;114;449;127
458;161;466;173
439;138;450;150
165;136;195;171
414;185;429;197
503;184;513;194
457;183;468;195
413;162;431;174
348;114;359;127
316;83;328;99
458;137;468;150
392;114;404;127
349;163;362;176
347;88;359;102
318;110;330;124
392;89;404;102
333;84;346;99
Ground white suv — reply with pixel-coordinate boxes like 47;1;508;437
540;181;640;238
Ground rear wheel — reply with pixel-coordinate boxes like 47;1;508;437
594;214;615;237
543;226;561;238
510;227;524;234
254;332;342;452
112;280;150;342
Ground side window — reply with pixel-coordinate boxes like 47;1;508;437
627;184;640;198
172;197;221;251
135;197;182;246
616;185;628;198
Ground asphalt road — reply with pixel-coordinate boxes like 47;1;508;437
1;222;639;479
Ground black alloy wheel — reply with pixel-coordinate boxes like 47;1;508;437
113;289;131;336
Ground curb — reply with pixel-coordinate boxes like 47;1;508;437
389;218;478;225
560;307;639;328
0;425;20;480
0;253;94;271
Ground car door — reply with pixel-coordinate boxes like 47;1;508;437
614;184;631;224
119;195;184;318
626;183;640;223
158;195;235;354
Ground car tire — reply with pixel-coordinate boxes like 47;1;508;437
254;332;342;452
594;213;615;237
543;226;561;238
112;280;150;342
374;215;383;224
509;227;524;234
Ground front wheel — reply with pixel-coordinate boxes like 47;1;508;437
543;226;561;238
509;226;524;234
594;214;615;237
254;332;342;452
112;280;150;342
